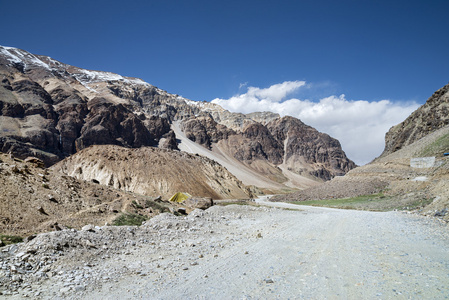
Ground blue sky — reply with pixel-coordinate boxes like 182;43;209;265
1;0;448;164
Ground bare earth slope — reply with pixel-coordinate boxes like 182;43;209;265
1;203;448;299
0;152;174;236
172;121;293;191
52;145;252;200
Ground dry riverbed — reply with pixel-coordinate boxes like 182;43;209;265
1;200;449;299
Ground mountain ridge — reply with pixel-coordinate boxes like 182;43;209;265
0;45;356;192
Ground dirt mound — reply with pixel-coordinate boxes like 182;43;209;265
52;145;253;200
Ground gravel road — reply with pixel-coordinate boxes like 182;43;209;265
2;199;449;299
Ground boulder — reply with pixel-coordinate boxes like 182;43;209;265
183;197;213;210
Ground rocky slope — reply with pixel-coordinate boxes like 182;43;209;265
0;45;355;193
0;152;182;237
275;83;449;221
380;82;449;157
52;145;252;200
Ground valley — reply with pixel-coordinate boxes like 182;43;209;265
0;45;449;299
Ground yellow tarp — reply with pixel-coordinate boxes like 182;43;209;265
169;192;191;203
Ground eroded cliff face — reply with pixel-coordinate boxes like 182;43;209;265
267;116;356;180
381;83;449;157
0;46;177;165
53;145;252;200
0;46;355;185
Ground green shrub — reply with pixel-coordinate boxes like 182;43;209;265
112;213;148;226
145;200;170;213
0;234;23;245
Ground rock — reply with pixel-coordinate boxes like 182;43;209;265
24;157;45;168
60;287;71;293
81;224;96;232
37;206;48;215
48;195;58;203
50;222;62;231
183;197;213;210
177;208;187;215
434;208;448;217
24;234;37;242
161;130;179;150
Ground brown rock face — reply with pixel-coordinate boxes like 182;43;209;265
75;98;156;151
161;130;179;150
183;197;213;210
181;116;234;149
0;47;173;165
267;116;356;180
237;123;284;165
381;83;449;157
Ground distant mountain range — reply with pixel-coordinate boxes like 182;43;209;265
0;45;356;194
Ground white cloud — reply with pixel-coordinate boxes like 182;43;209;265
239;82;248;89
212;81;420;165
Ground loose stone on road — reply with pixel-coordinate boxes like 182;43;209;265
2;200;449;299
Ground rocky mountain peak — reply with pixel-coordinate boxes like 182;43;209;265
381;82;449;157
0;45;356;191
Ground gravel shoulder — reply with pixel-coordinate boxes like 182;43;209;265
2;200;449;299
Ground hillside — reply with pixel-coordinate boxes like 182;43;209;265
52;145;253;200
0;45;355;193
380;82;449;157
0;152;182;236
274;83;449;221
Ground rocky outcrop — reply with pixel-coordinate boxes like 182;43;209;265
381;83;449;157
0;46;173;165
75;97;157;151
268;116;356;180
237;123;284;165
181;116;235;149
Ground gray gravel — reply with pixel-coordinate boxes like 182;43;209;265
1;200;449;299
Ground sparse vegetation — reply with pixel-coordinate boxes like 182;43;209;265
145;200;170;213
112;213;148;226
420;132;449;157
290;193;433;212
131;200;144;209
0;234;23;245
215;200;259;207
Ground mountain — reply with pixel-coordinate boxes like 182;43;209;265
380;83;449;157
274;82;449;221
0;45;356;193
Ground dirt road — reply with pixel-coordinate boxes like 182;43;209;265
3;201;449;299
